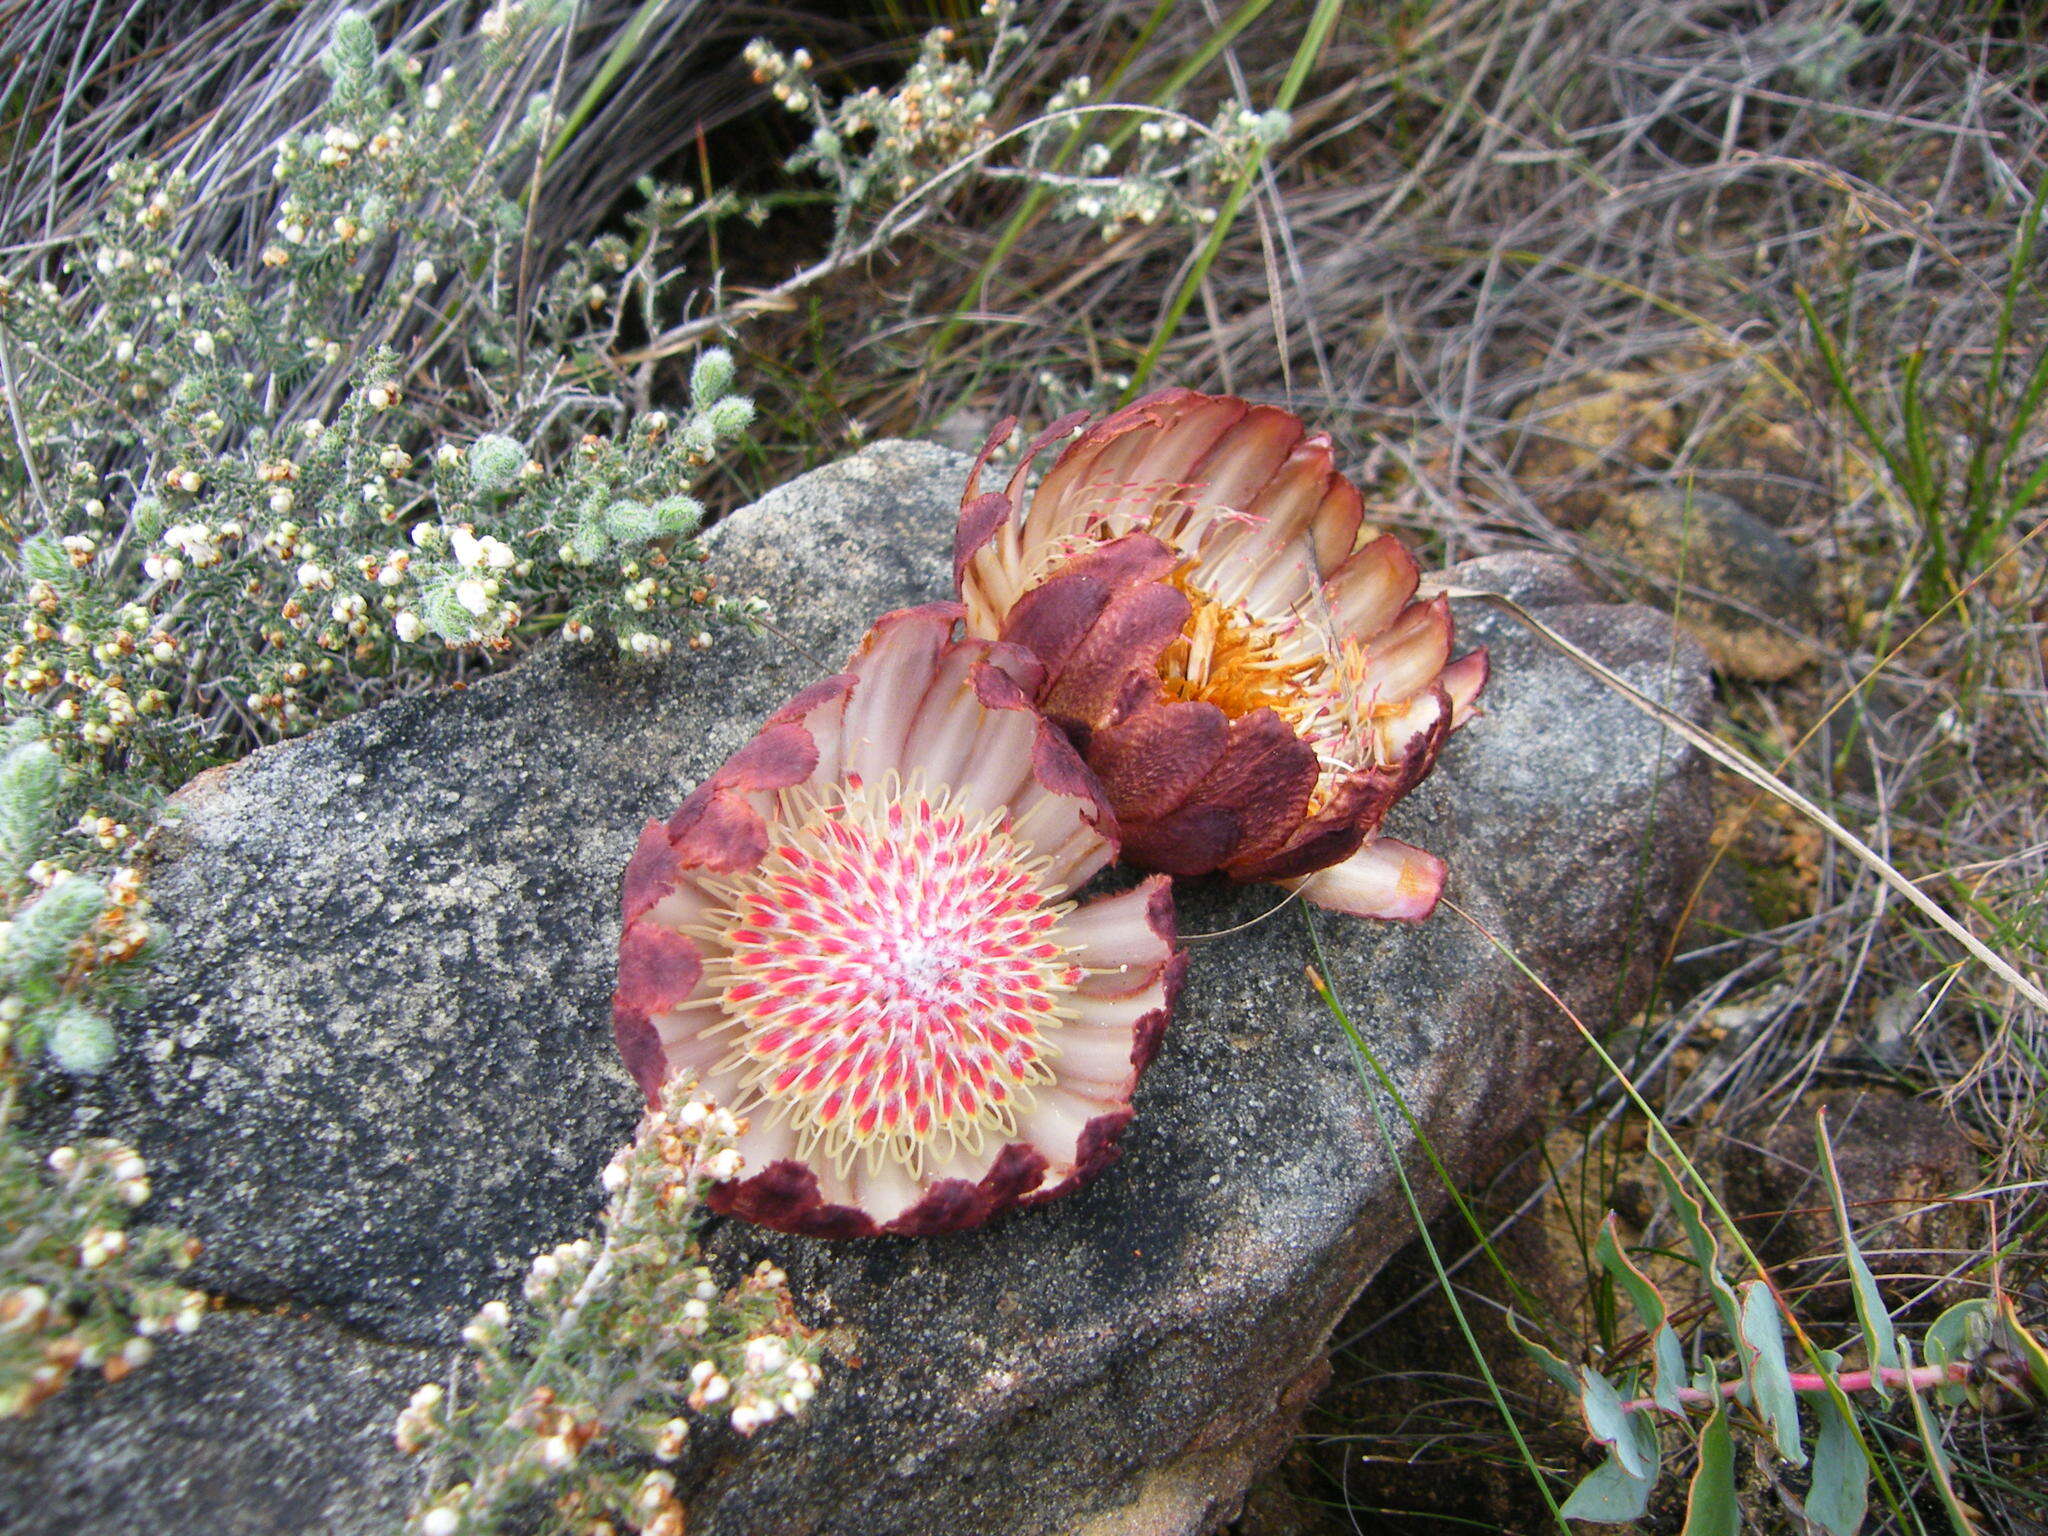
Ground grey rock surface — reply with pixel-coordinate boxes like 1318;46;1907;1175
1585;485;1820;681
0;1312;429;1536
0;441;1714;1536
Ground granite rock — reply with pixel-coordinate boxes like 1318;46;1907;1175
1;442;1714;1536
1585;485;1820;681
1507;370;1679;529
0;1312;429;1536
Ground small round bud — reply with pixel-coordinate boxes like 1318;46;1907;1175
688;348;736;408
466;434;525;492
708;396;756;438
44;1002;115;1075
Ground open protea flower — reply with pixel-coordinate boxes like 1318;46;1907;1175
612;604;1184;1238
953;389;1488;920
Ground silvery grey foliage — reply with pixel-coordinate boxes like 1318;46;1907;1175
0;0;759;807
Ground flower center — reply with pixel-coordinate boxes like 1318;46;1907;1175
1158;574;1324;725
1156;570;1404;805
703;779;1079;1178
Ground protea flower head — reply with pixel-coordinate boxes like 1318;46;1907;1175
953;388;1488;920
612;604;1184;1238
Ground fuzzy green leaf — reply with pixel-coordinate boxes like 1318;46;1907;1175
1738;1279;1806;1466
601;500;659;544
1594;1212;1686;1413
1815;1110;1899;1392
689;347;736;409
1807;1364;1869;1536
707;395;756;438
467;434;526;492
652;496;703;538
1681;1401;1739;1536
5;875;107;981
18;535;72;585
0;741;64;881
422;585;478;643
130;496;168;541
41;999;115;1073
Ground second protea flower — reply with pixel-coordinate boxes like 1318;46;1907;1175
954;389;1487;920
613;604;1184;1238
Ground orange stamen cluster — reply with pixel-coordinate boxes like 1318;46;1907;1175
1157;570;1322;726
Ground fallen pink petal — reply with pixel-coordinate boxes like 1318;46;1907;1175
613;603;1185;1238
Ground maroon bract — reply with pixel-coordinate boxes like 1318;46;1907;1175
613;604;1184;1238
954;388;1487;920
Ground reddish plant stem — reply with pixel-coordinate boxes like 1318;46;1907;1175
1622;1361;1971;1416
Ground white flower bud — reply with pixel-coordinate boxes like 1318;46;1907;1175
704;1146;745;1187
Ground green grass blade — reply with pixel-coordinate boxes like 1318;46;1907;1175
1121;0;1345;398
1304;946;1569;1532
1901;1337;1981;1535
1984;339;2048;550
927;0;1281;371
1647;1148;1746;1380
1996;1294;2048;1399
543;0;675;171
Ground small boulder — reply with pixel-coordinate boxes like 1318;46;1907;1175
1585;485;1821;681
1;445;1714;1536
0;1312;428;1535
1508;371;1678;528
